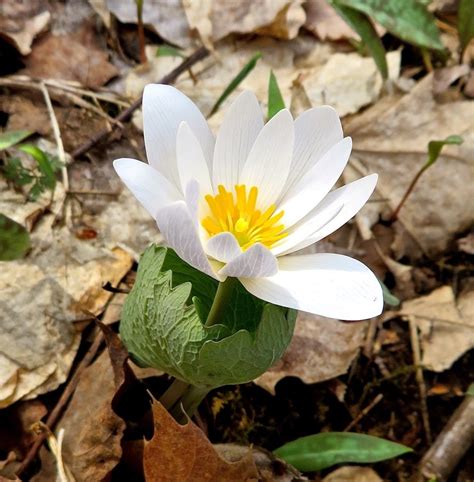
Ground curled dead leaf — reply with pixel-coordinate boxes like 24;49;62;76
255;312;367;394
144;402;259;482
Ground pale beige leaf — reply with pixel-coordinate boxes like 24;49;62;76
400;286;474;372
254;312;367;394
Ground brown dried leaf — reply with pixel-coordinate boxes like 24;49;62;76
0;0;50;55
144;402;259;482
400;286;474;371
57;351;125;481
22;25;117;88
304;0;357;41
211;0;305;41
254;312;367;394
299;50;401;116
107;0;192;48
0;179;134;407
0;401;46;477
214;444;306;482
323;466;383;482
346;74;474;257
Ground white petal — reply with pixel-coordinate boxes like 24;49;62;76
143;84;214;186
239;109;294;209
241;254;383;320
206;233;242;263
282;106;343;196
213;91;264;190
278;137;352;228
219;243;278;278
113;158;181;218
184;179;200;228
156;200;222;280
271;203;344;256
176;121;213;196
278;174;378;256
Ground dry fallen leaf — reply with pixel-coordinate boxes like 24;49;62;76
214;444;306;482
304;0;357;41
0;180;134;407
22;24;118;88
400;286;474;372
254;312;367;394
182;0;213;49
346;74;474;257
299;50;401;117
144;402;259;482
0;400;47;477
107;0;192;48
323;466;383;482
56;351;125;481
0;0;50;55
211;0;306;41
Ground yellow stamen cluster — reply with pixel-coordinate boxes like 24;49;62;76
201;185;287;250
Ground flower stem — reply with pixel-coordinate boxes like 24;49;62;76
170;384;209;423
159;378;189;410
205;277;236;327
390;164;428;222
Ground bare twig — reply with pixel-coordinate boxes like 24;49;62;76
344;393;384;432
0;76;130;107
420;393;474;481
71;46;209;159
39;81;68;192
15;333;104;477
408;316;432;444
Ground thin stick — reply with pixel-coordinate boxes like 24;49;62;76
39;81;69;191
344;393;384;432
71;46;209;159
408;316;432;444
0;76;131;107
420;393;474;481
15;333;104;477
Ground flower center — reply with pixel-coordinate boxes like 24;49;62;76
201;185;287;250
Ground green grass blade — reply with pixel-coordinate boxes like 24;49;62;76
267;70;286;119
18;144;56;190
156;45;186;58
208;52;262;117
274;432;412;472
331;2;388;79
458;0;474;54
0;130;32;151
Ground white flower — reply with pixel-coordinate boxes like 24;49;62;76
114;85;383;320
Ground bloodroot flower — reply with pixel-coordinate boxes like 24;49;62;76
114;85;383;321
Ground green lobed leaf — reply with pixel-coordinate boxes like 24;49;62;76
458;0;474;53
330;2;388;79
267;70;286;119
156;44;186;58
334;0;443;50
426;135;463;168
208;52;262;117
0;130;32;151
120;245;296;388
0;213;31;261
274;432;412;472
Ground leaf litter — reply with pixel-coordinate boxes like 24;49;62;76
0;0;473;480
